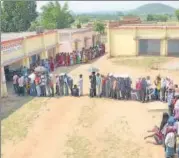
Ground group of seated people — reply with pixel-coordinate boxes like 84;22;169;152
144;99;179;158
55;44;105;67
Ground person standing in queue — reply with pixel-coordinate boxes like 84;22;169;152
92;72;97;97
141;77;148;103
78;74;83;96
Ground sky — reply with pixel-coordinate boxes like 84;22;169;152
37;1;179;13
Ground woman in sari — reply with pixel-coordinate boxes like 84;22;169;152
50;60;54;72
73;52;76;65
67;53;70;66
76;51;80;64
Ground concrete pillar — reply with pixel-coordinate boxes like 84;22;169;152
161;38;167;56
161;27;168;56
135;27;139;56
22;57;30;68
1;67;8;97
40;51;48;60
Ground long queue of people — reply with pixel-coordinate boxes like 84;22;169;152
88;72;179;158
12;67;179;157
11;43;105;97
55;44;105;67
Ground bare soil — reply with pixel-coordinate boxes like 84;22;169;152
2;54;179;158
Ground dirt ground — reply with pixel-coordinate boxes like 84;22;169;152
2;54;179;158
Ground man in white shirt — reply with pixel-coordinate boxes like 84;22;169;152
18;75;25;96
165;132;175;158
78;74;83;96
13;73;19;94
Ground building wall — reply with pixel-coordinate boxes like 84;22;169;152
72;29;93;50
1;38;24;66
1;28;95;97
1;31;59;68
108;26;179;57
109;29;137;56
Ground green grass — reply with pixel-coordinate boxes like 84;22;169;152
1;97;49;144
111;56;170;69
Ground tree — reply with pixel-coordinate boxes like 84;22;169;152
158;14;168;22
175;9;179;21
77;15;90;24
93;21;105;34
76;23;81;28
147;14;168;22
28;19;41;31
40;1;74;29
116;11;124;16
1;1;38;32
147;14;154;21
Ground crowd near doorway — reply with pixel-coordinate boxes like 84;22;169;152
138;39;161;56
30;54;40;66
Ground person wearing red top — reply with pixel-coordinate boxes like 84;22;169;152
50;60;54;72
67;53;70;66
59;53;62;66
136;78;142;101
35;75;41;96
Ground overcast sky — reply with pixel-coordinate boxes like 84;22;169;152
37;1;179;13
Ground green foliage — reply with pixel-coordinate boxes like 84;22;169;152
28;19;41;31
1;1;38;32
146;14;168;22
77;15;90;24
175;9;179;21
93;21;105;34
40;1;74;29
76;13;121;21
76;23;81;29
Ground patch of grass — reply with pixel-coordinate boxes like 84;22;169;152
112;56;169;69
64;134;94;158
1;97;49;144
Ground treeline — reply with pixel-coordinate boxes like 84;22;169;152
1;1;75;32
1;1;179;33
146;13;179;22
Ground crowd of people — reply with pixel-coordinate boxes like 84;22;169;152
10;42;179;157
88;72;179;158
55;44;105;67
11;44;105;97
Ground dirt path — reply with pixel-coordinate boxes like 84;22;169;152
2;55;179;158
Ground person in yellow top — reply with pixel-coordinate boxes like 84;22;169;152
154;75;161;100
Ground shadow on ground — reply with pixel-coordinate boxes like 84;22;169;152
1;83;35;120
1;55;105;120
